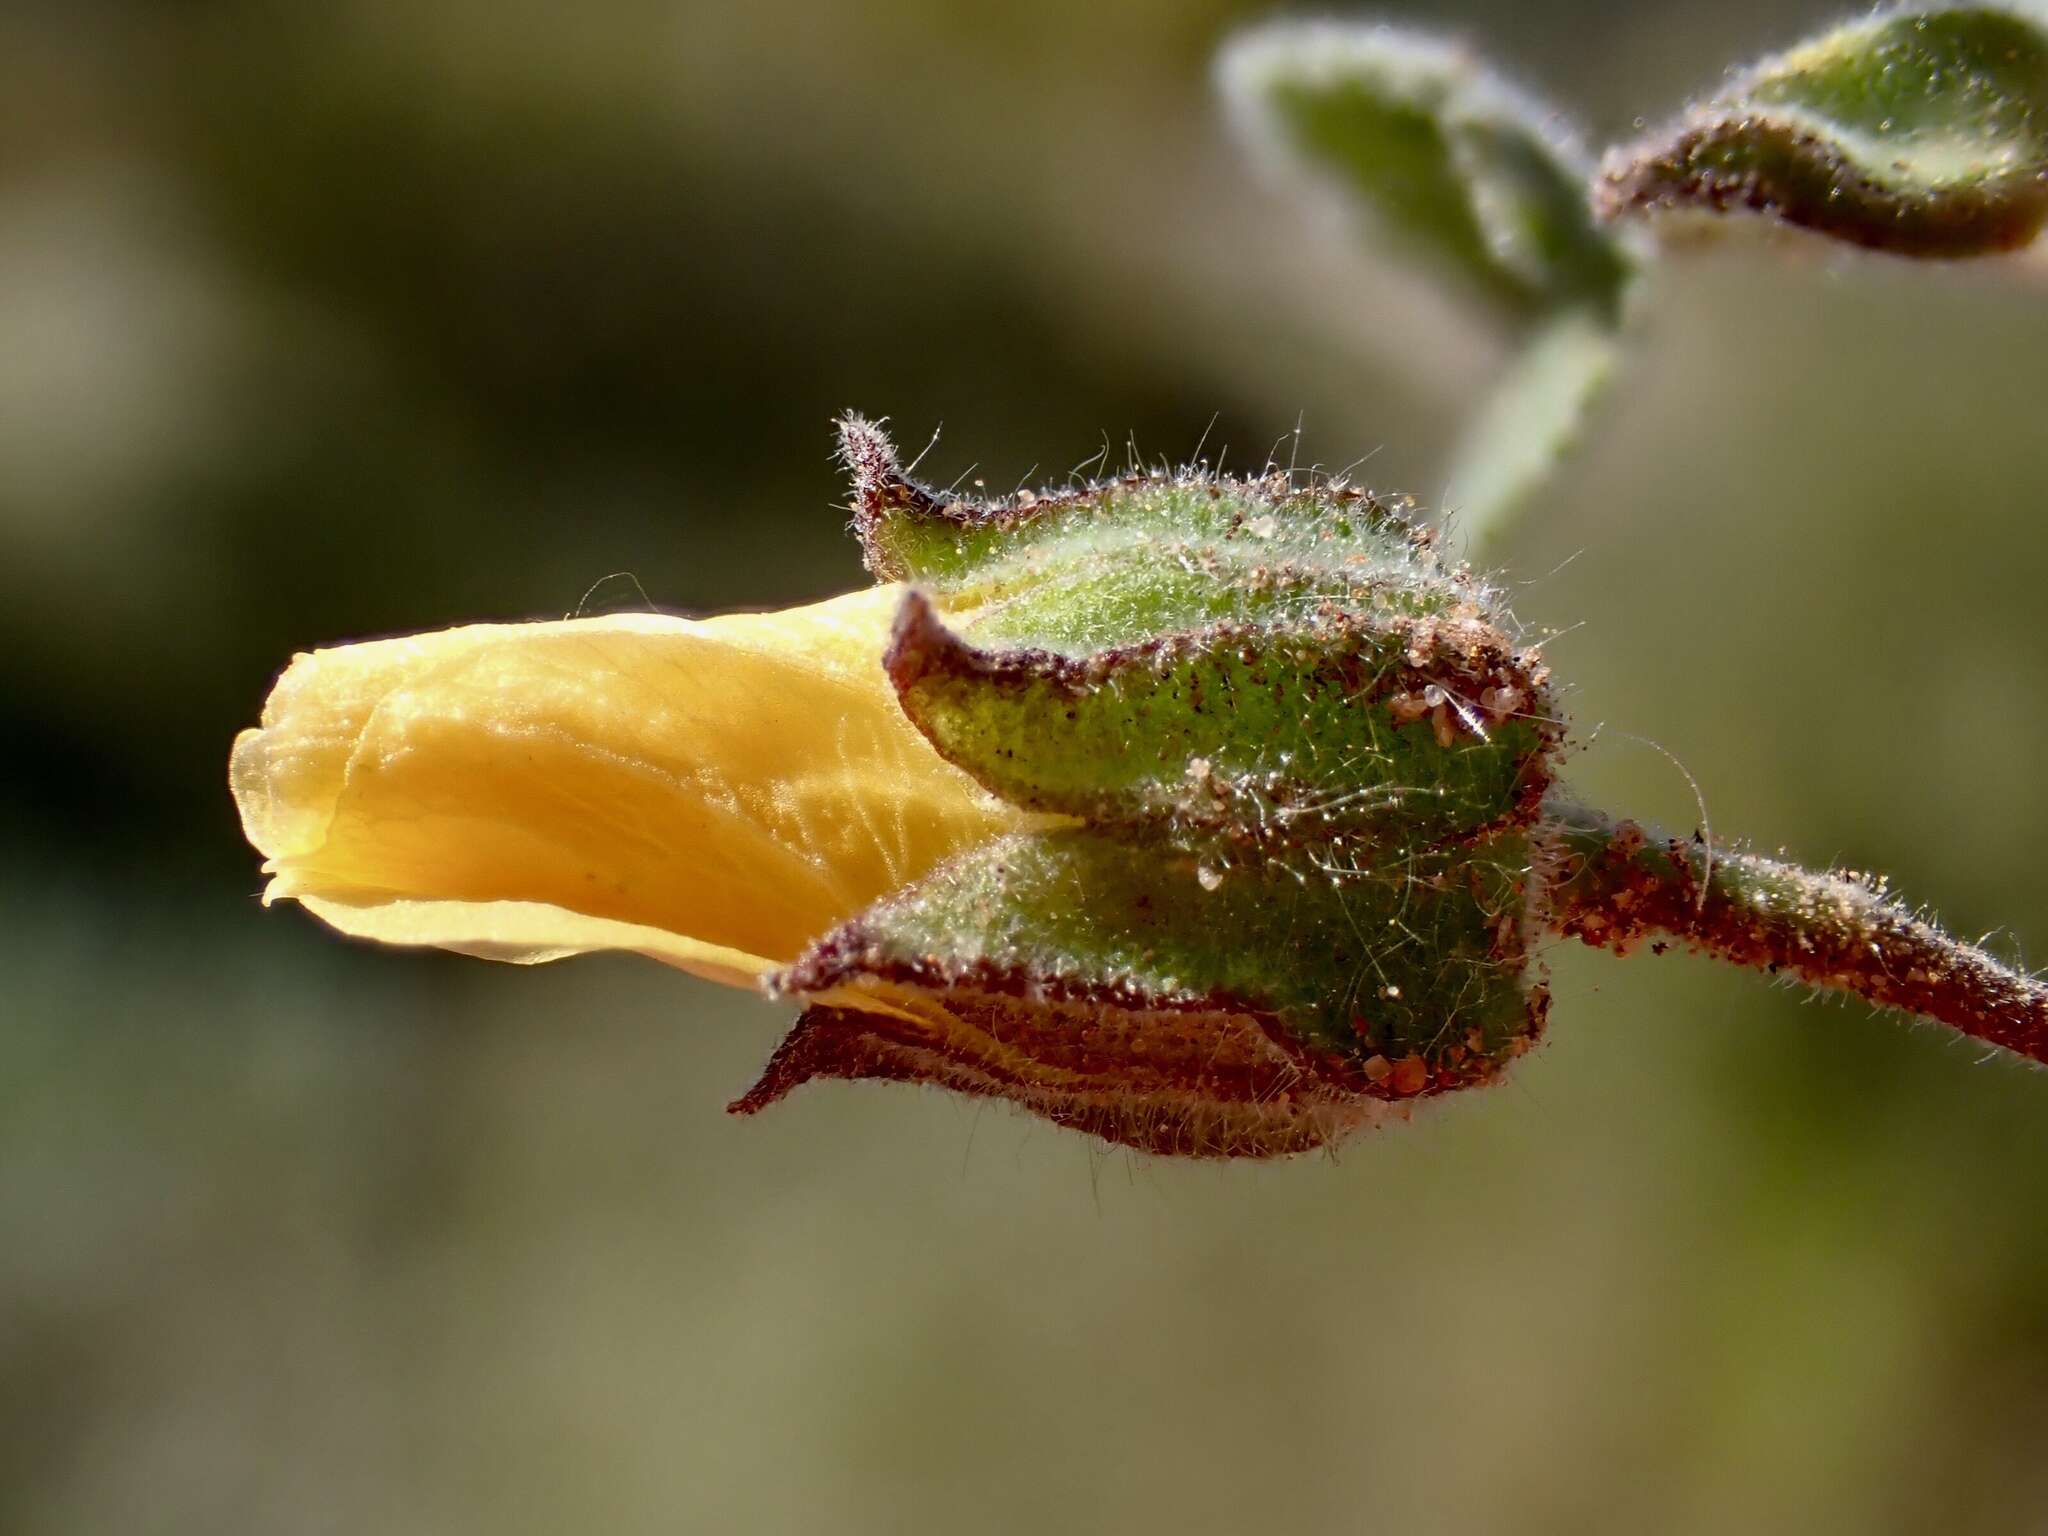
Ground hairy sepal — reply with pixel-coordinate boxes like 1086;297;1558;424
746;829;1548;1158
885;588;1558;848
1600;7;2048;256
841;413;1443;601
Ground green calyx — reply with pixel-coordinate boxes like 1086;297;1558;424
752;420;1562;1155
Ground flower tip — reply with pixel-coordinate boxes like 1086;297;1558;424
833;411;898;492
834;412;934;517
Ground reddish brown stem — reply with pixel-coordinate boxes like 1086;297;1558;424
1536;798;2048;1067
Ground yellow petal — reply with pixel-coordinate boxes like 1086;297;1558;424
229;585;1029;988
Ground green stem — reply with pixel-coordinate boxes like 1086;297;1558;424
1536;796;2048;1068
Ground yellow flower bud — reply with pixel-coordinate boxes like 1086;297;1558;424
229;585;1027;990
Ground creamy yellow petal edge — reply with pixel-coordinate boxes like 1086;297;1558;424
230;585;1027;989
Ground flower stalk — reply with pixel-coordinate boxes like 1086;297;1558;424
1537;798;2048;1067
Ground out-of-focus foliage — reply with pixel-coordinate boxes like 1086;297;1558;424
1217;21;1631;319
1218;17;1640;547
6;1;2048;1531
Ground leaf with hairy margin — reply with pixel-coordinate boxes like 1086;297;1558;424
1601;6;2048;256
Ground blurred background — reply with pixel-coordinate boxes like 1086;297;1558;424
6;0;2048;1530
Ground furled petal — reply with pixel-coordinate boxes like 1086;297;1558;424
230;585;1030;988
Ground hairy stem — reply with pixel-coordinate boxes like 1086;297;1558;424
1536;797;2048;1067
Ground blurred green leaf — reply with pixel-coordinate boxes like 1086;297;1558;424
1218;20;1633;321
1600;7;2048;256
